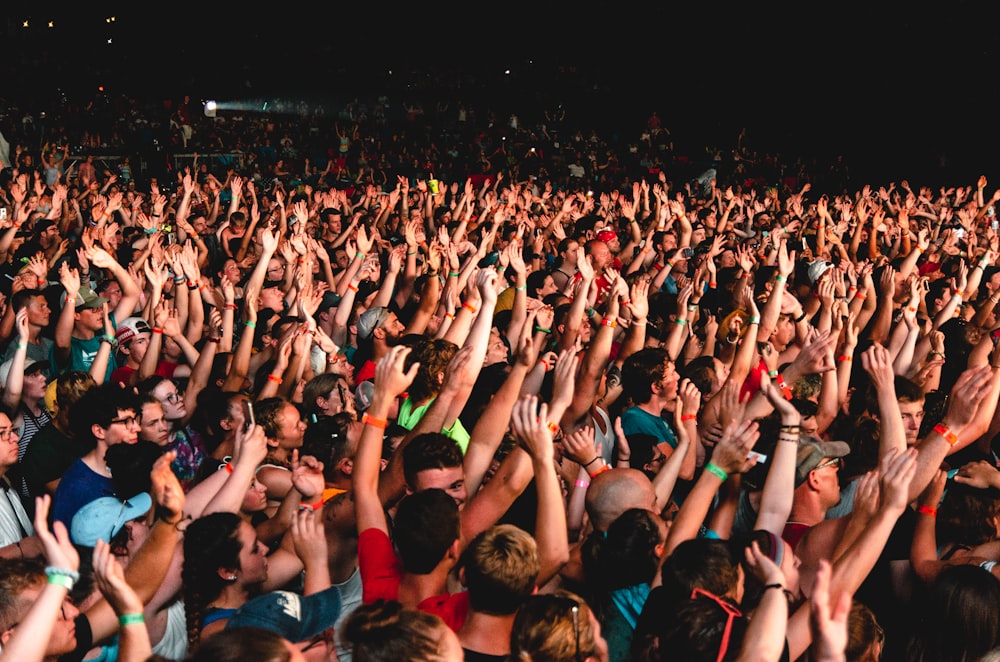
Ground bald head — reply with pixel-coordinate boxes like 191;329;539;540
585;468;656;532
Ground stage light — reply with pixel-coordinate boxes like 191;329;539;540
204;100;217;118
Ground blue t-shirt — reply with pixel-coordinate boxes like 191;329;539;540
619;406;678;449
52;458;114;528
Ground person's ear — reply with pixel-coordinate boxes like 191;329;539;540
216;567;238;582
92;423;107;441
338;458;353;476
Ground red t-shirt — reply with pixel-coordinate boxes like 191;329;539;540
358;528;470;632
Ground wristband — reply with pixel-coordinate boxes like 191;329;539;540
583;456;601;467
775;375;793;400
793;311;808;323
245;321;257;329
300;499;324;511
917;505;937;517
600;317;617;328
586;307;596;318
266;374;283;384
224;461;234;474
152;327;164;335
47;573;75;590
406;250;417;256
761;583;785;594
187;281;200;290
449;271;459;278
774;274;786;283
119;613;145;626
675;318;688;326
709;282;718;288
463;302;478;314
362;413;388;430
445;312;455;319
748;316;760;325
99;334;115;345
704;462;729;482
173;276;186;283
588;464;611;479
854;293;867;301
837;355;852;362
355;251;365;259
224;303;238;310
534;326;551;334
515;284;526;291
681;414;697;422
45;566;80;583
574;479;590;489
933;422;959;446
767;369;778;377
546;421;560;434
347;283;359;292
15;342;26;350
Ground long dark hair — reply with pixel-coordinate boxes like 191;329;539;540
182;512;243;647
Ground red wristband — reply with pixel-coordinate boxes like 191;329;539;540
917;505;937;517
266;374;283;384
933;422;959;446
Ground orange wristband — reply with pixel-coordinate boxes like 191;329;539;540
933;422;959;446
588;464;611;479
300;499;324;511
681;414;697;422
463;302;478;314
362;413;388;430
266;374;283;384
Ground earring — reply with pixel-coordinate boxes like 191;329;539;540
228;575;237;581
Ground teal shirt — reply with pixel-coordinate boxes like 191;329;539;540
619;406;678;449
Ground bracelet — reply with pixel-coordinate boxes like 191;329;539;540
47;573;75;589
534;326;551;334
586;307;596;317
448;271;459;278
266;374;283;385
119;613;145;626
45;566;80;584
574;479;590;489
675;318;688;326
583;456;601;467
928;351;945;360
546;421;559;434
355;251;365;259
347;283;359;292
463;302;478;314
767;369;778;377
955;289;964;298
406;250;417;256
99;334;115;345
748;316;760;325
779;424;801;434
224;461;234;474
917;505;937;517
224;303;238;310
854;293;867;301
362;413;388;430
600;317;617;328
173;276;186;283
187;281;200;290
588;464;611;479
837;355;852;362
152;327;164;335
445;312;455;319
709;282;718;288
777;434;800;443
704;462;729;482
794;311;808;323
761;583;785;594
681;414;697;422
245;321;257;329
933;422;959;446
775;375;793;400
774;274;786;283
15;342;26;350
299;499;324;511
515;284;527;291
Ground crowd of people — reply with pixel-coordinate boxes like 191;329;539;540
0;83;999;662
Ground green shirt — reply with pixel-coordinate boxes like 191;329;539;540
396;396;471;454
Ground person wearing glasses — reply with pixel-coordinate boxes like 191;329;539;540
782;437;850;551
50;384;143;528
508;589;609;662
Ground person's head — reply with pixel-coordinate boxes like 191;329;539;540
0;412;18;472
615;434;668;481
404;338;458;404
69;383;142;447
682;355;729;402
734;529;801;604
585;240;612;271
845;602;884;662
584;468;657;533
392;489;461;575
644;588;748;662
794;436;850;512
183;513;268;645
302;373;356;419
460;524;539;615
402;433;466;507
938;480;1000;547
138;394;170;446
895;377;926;446
341;599;462;662
0;558;80;657
528;270;559;300
658;538;743;609
255;397;306;456
301;412;361;486
621;347;677;406
186;626;308;662
11;288;51;329
509;589;609;662
114;316;152;367
583;508;666;596
95;279;123;311
52;371;96;422
138;375;187;424
905;564;1000;662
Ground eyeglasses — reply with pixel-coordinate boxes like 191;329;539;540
691;588;743;662
299;627;334;653
0;428;17;443
815;457;842;472
111;415;142;428
162;391;181;404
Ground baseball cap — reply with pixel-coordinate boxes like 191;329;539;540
60;285;107;310
794;436;851;487
115;316;152;347
356;306;389;341
355;380;375;412
807;260;833;285
70;492;153;547
225;586;342;642
0;357;49;388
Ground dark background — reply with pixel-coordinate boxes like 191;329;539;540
4;4;1000;187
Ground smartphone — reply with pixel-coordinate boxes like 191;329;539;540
0;208;6;220
242;400;255;433
955;228;966;239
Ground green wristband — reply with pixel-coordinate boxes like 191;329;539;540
704;462;729;482
119;613;145;626
245;321;257;329
47;573;75;589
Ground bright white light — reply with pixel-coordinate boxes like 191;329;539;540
22;21;28;28
504;69;510;75
204;100;217;117
48;21;54;28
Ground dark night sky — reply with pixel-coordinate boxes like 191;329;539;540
4;4;1000;186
